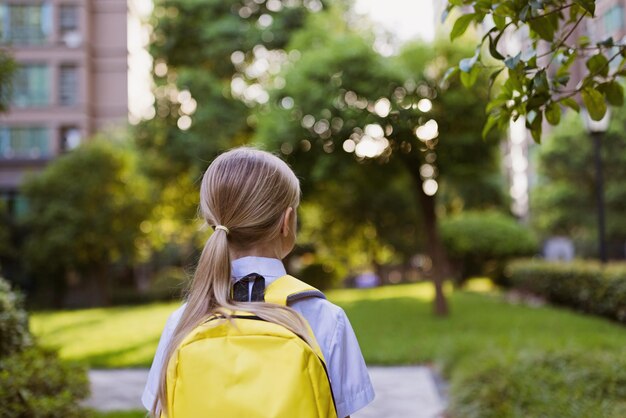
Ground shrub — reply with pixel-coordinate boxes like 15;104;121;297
0;278;31;357
0;277;89;417
449;349;626;418
0;346;89;417
440;211;538;285
506;259;626;323
297;263;338;290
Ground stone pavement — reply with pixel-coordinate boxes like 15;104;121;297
86;366;447;417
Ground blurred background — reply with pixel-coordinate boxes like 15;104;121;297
0;0;626;417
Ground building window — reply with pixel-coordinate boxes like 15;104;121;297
59;126;81;151
59;64;78;105
59;5;78;34
59;4;81;47
12;64;49;107
0;126;49;159
604;5;624;35
0;3;52;45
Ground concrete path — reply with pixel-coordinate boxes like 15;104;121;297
86;366;447;417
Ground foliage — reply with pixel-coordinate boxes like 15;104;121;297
446;0;625;142
0;278;89;417
0;346;89;418
139;0;326;176
532;110;626;257
0;277;31;357
255;7;506;314
449;349;626;418
296;262;339;290
507;258;626;322
440;211;538;284
20;139;152;306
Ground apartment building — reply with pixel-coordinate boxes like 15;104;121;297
0;0;128;214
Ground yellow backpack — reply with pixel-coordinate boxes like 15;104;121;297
164;275;338;418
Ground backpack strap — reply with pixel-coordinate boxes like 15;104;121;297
264;274;326;306
264;275;328;363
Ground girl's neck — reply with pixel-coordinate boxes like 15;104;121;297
230;245;283;261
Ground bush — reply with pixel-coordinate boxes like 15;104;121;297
449;349;626;418
440;211;538;285
507;259;626;323
0;346;89;417
0;278;31;357
297;263;338;290
0;277;89;417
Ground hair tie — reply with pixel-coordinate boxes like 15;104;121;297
214;225;229;234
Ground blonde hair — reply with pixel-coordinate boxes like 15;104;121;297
152;147;312;417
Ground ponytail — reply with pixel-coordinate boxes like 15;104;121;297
152;148;312;417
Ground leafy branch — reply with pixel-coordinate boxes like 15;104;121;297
444;0;625;142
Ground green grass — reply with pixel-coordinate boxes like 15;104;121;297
30;280;626;372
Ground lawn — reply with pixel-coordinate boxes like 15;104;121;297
31;281;626;417
31;280;626;371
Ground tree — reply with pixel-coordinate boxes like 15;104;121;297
137;0;328;177
20;140;151;306
445;0;624;142
532;110;626;257
255;8;504;315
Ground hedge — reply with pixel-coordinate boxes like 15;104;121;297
440;211;538;285
449;349;626;418
0;277;89;417
506;259;626;323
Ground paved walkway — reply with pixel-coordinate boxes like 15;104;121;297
86;366;447;417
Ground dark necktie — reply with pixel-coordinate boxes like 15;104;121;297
231;272;265;302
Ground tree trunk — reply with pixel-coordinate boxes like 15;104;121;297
401;154;450;316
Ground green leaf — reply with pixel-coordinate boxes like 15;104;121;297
574;0;596;16
586;53;609;77
460;65;481;88
486;97;508;113
545;102;561;125
488;68;505;88
529;16;556;41
581;87;607;120
493;14;506;30
530;125;542;143
598;37;614;47
556;50;577;77
561;97;580;112
533;70;549;93
482;113;499;139
519;5;531;22
488;33;505;60
450;13;476;40
598;81;624;106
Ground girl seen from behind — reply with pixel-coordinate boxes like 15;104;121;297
142;147;374;417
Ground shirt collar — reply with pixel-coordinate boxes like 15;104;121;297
231;256;287;286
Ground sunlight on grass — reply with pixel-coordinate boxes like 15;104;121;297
463;277;496;293
31;302;180;368
30;281;626;370
327;281;453;303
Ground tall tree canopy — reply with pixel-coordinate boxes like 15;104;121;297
255;8;504;314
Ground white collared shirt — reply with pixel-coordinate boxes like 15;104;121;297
141;256;375;418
